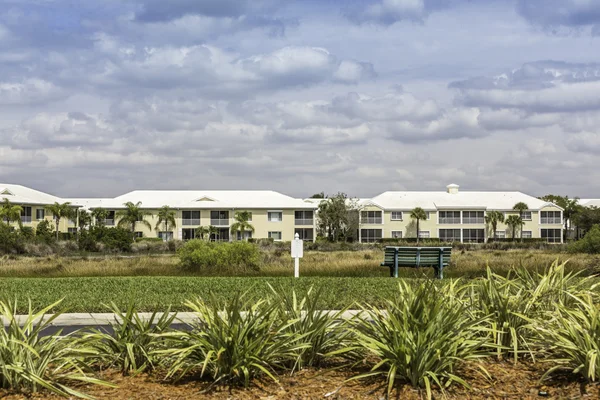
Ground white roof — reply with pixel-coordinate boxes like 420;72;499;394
369;191;560;211
0;183;63;206
77;190;317;210
580;199;600;208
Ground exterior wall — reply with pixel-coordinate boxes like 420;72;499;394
7;204;75;233
104;208;316;242
383;210;438;239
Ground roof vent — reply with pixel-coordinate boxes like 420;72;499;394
195;196;215;202
1;189;13;196
446;184;459;194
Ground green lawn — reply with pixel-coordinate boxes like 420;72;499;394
0;276;414;313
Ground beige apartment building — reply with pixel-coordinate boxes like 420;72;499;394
2;182;565;243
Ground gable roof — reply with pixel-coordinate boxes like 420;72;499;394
0;183;64;206
370;191;561;211
74;190;317;210
580;199;600;208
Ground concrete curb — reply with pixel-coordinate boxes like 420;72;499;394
3;310;365;328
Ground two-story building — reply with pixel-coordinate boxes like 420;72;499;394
355;184;564;243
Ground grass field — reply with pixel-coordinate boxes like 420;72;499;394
1;248;598;278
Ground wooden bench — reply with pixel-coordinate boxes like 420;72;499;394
380;246;452;279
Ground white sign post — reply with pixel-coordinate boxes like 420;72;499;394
291;233;304;278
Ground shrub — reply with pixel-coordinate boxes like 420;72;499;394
178;240;260;272
0;299;113;397
35;220;54;244
82;302;176;375
569;225;600;254
159;293;304;386
0;223;24;254
534;294;600;382
78;231;98;252
19;226;35;240
135;237;163;243
91;227;133;252
351;280;488;398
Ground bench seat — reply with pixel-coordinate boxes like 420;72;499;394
380;246;452;279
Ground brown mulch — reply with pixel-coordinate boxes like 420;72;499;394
1;361;599;399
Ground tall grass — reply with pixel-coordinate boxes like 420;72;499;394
0;299;113;398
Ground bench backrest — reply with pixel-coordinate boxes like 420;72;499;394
383;246;451;267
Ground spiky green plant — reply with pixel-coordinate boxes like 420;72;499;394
350;280;489;399
159;293;307;387
534;293;600;382
81;302;176;376
0;299;113;398
268;284;355;370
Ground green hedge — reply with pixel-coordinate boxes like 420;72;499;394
178;240;261;272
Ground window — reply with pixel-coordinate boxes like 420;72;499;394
439;211;461;224
295;211;313;225
236;231;253;240
391;211;403;221
268;211;283;222
495;230;506;239
210;211;229;226
20;206;32;223
361;229;382;243
182;228;196;240
268;231;282;241
246;212;252;222
67;227;77;234
105;211;115;226
463;229;485;243
419;231;430;239
295;228;314;241
425;212;431;220
361;211;382;224
182;211;201;225
211;228;230;242
522;231;532;239
439;229;461;242
521;211;532;221
36;209;45;220
158;232;173;241
541;211;561;224
462;211;484;224
541;229;561;243
391;230;403;239
134;232;143;239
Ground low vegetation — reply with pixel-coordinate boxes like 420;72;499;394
1;262;599;399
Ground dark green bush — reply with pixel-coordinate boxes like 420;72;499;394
178;240;261;272
90;227;133;252
35;220;54;244
0;223;24;254
569;225;600;254
19;226;35;240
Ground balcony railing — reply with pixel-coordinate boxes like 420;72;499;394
439;217;461;224
541;217;562;224
295;219;314;226
21;216;32;223
104;219;115;226
361;217;382;224
462;218;484;224
183;219;201;226
211;219;229;226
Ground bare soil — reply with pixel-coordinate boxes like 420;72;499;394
2;361;600;399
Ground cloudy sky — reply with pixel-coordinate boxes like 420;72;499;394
1;0;600;198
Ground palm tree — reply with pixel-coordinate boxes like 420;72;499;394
46;202;75;240
0;199;23;227
230;211;255;241
562;196;581;242
155;205;176;241
208;225;219;242
91;208;109;228
195;226;209;241
505;215;523;241
410;207;427;244
512;202;529;241
484;211;505;242
116;202;152;239
77;209;92;234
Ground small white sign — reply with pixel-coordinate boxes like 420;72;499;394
291;238;304;258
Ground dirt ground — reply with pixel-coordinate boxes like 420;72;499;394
1;361;599;399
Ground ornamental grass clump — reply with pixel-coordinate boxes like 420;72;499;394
268;284;355;370
159;292;308;387
81;302;176;376
0;299;112;398
351;280;490;399
534;294;600;383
